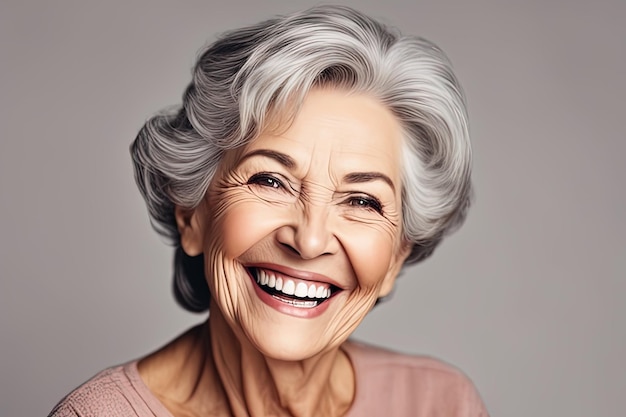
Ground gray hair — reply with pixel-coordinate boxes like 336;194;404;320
131;5;472;312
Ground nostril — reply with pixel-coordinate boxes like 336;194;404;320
280;241;334;258
275;223;337;259
280;242;301;256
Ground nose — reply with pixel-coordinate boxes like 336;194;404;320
276;202;339;259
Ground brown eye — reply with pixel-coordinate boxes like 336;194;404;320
347;196;383;214
247;173;284;189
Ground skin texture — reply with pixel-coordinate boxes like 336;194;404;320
139;88;412;417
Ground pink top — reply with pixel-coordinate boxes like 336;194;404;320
49;341;489;416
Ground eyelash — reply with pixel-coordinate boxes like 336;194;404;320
247;173;384;214
247;172;285;190
345;195;384;214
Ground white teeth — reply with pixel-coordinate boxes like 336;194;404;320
282;280;295;295
253;269;333;300
315;286;325;298
295;282;308;298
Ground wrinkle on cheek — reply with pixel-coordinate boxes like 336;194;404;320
210;191;253;225
236;239;277;262
340;203;402;242
211;253;280;343
210;256;255;331
208;251;238;318
324;289;378;345
341;211;399;234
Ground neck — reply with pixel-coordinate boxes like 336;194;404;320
208;305;355;417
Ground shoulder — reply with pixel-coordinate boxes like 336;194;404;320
345;339;471;378
344;340;489;416
48;362;161;417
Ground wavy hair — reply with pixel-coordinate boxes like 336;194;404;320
131;5;472;312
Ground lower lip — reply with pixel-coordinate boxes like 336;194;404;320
248;272;334;319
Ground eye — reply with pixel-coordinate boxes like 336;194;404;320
346;195;383;214
247;173;284;189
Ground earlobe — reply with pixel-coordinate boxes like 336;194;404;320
175;205;204;256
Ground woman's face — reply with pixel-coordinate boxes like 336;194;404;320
180;88;410;360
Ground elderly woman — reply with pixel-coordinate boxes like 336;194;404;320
50;5;487;417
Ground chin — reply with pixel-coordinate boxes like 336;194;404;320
244;326;336;362
236;293;351;362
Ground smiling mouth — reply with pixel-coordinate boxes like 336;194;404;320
247;267;339;309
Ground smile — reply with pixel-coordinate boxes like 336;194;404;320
247;267;339;311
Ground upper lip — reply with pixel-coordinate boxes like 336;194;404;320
245;262;344;289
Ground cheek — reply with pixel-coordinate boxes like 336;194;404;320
215;197;286;259
340;224;395;288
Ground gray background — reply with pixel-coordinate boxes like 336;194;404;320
1;0;624;416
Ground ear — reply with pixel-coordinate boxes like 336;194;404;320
174;205;205;256
378;239;412;298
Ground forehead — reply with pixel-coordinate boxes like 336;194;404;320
249;89;404;178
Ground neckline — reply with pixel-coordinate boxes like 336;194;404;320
124;361;177;417
124;340;365;417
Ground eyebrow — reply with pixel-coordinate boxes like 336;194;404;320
238;149;297;169
343;172;396;192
